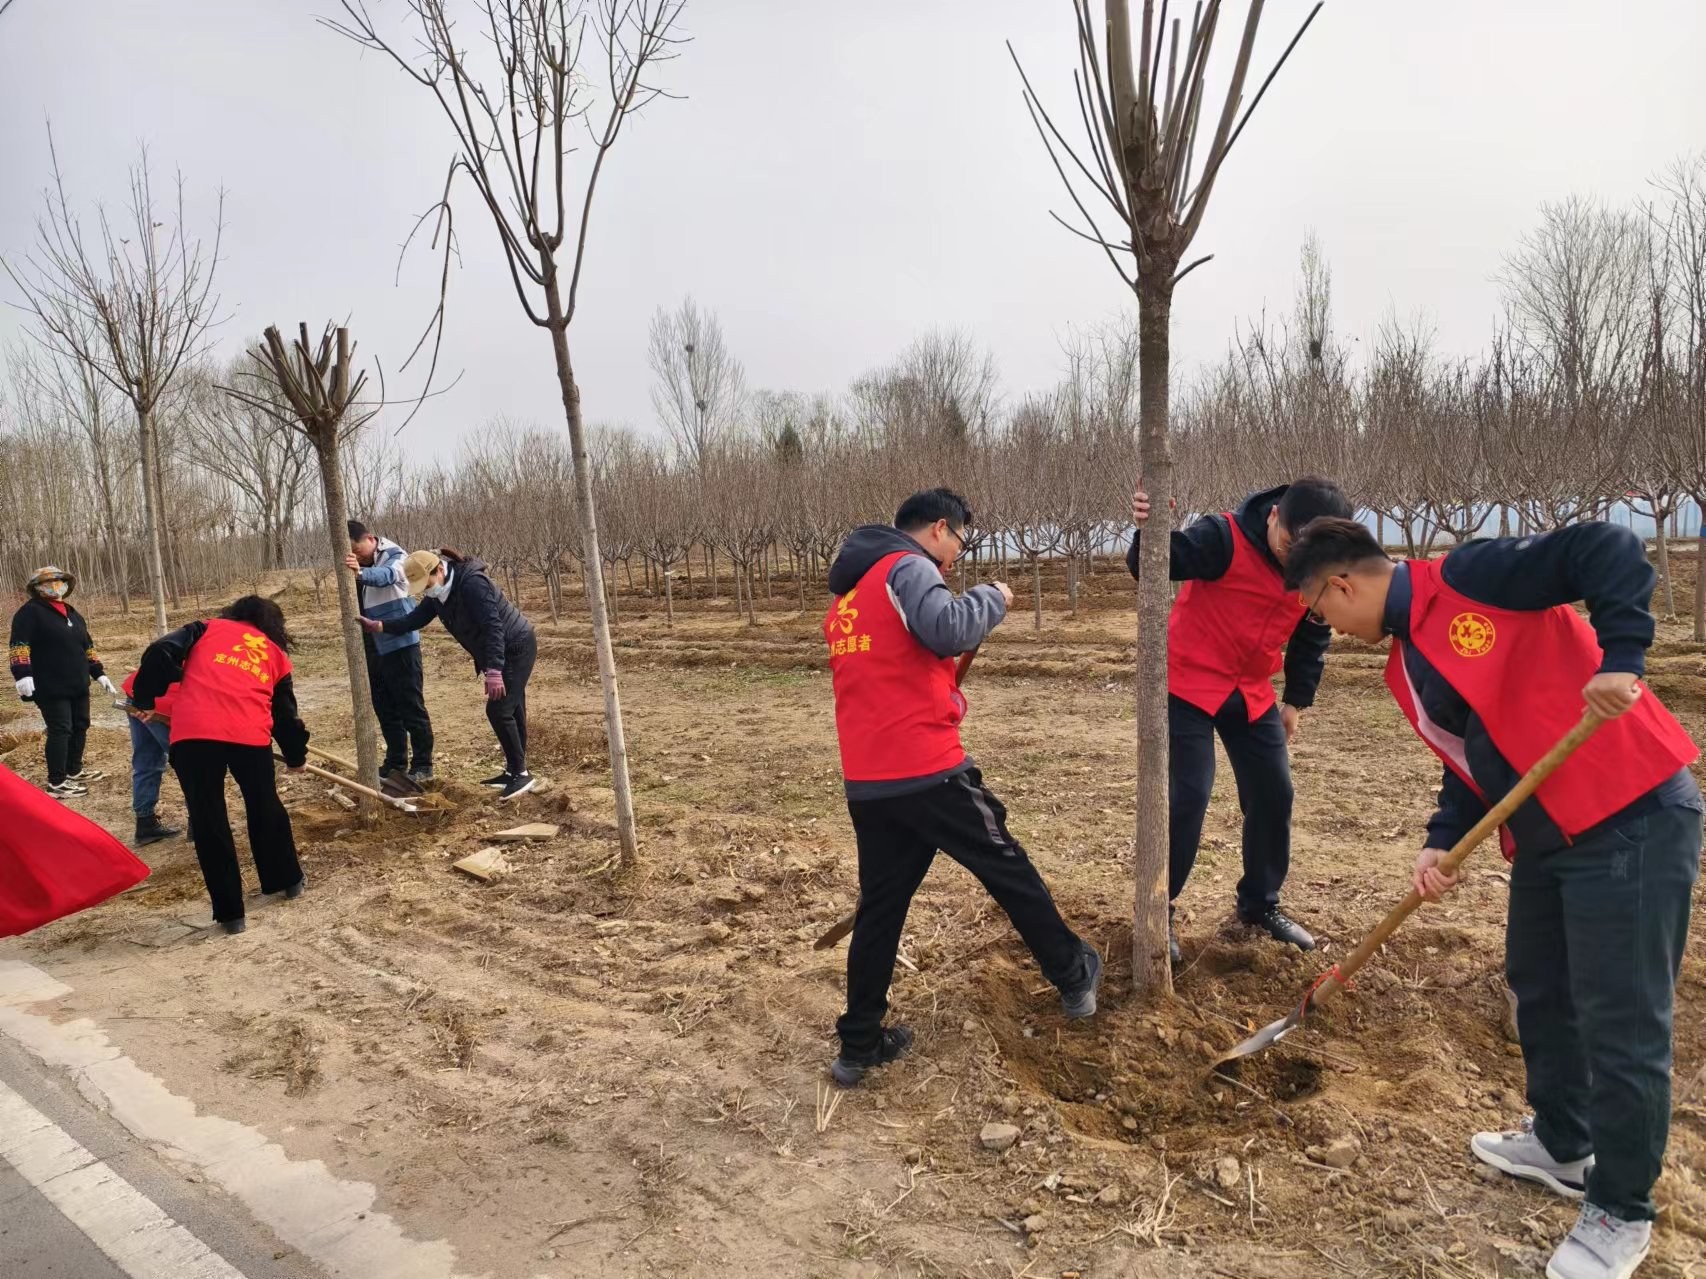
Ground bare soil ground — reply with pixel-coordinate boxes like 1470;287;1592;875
3;554;1705;1279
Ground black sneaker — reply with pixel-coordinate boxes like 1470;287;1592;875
1061;944;1104;1019
479;771;512;789
408;765;434;785
134;812;181;847
66;769;105;782
498;772;537;801
267;878;307;901
830;1025;915;1087
220;917;247;936
1242;905;1315;951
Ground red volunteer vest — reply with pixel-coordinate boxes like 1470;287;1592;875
1385;556;1697;857
1168;515;1304;720
826;551;968;782
121;668;177;720
168;618;293;749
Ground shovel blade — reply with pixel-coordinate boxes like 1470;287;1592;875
1209;1001;1307;1072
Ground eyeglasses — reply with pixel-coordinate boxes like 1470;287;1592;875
1304;579;1331;625
944;523;967;551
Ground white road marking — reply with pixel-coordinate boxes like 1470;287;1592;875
0;958;480;1279
0;1077;247;1279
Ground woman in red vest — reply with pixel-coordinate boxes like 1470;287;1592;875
1285;517;1700;1279
1128;477;1353;961
132;596;312;935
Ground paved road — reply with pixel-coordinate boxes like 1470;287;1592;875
0;1033;326;1279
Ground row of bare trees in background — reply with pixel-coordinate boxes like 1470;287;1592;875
14;163;1704;639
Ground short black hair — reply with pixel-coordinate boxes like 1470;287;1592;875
1282;517;1389;591
894;487;972;533
1276;477;1354;534
347;519;371;541
220;594;294;652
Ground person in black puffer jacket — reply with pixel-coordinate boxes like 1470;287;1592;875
9;567;120;796
361;548;540;800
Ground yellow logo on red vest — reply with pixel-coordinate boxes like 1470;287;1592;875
827;591;873;658
1448;612;1496;658
214;630;273;683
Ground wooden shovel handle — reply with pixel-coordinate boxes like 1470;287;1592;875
956;647;978;682
1312;709;1604;1009
305;742;360;773
274;754;414;812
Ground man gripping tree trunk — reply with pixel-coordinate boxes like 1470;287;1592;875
1284;517;1701;1279
346;521;434;787
825;488;1100;1087
1127;478;1354;961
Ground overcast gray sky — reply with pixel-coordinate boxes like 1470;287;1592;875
3;1;1703;460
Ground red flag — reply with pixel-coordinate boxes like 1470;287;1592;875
0;764;150;937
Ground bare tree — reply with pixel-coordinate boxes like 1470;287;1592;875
223;325;385;810
329;0;688;868
3;136;224;635
182;357;315;572
1014;0;1323;994
1651;154;1706;641
649;296;746;474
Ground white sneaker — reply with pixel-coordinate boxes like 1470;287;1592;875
1546;1204;1651;1279
1471;1118;1592;1199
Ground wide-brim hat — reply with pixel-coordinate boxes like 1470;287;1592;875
402;550;442;594
26;566;76;598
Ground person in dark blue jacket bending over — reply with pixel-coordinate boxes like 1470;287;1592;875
360;548;540;800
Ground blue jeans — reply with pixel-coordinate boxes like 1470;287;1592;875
128;715;172;816
1508;802;1703;1221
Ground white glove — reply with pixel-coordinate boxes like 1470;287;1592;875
98;675;118;696
15;677;34;700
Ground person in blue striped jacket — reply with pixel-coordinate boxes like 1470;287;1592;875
345;520;434;785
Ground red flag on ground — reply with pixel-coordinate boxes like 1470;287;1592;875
0;764;150;937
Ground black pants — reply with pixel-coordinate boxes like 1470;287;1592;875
837;767;1091;1056
170;739;303;924
1508;802;1702;1221
486;636;535;775
35;693;91;783
364;639;433;773
1169;692;1293;919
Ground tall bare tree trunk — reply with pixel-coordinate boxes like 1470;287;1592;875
1695;530;1706;644
1132;283;1174;997
1655;515;1675;617
545;280;638;868
313;421;382;812
664;567;675;627
136;406;171;635
1031;554;1043;632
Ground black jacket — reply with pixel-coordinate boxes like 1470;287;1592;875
381;555;534;673
1386;524;1701;854
132;620;311;766
8;596;105;699
1126;485;1332;709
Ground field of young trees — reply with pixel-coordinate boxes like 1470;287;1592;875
6;175;1706;641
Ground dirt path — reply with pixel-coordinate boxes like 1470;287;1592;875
3;568;1703;1277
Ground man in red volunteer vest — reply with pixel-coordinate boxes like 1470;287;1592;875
825;488;1101;1087
1128;477;1354;961
1284;516;1701;1279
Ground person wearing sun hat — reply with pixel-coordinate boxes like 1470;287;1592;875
361;547;540;800
8;566;118;797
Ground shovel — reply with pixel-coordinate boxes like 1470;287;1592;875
813;645;980;952
1209;709;1604;1072
274;754;425;816
305;742;424;797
